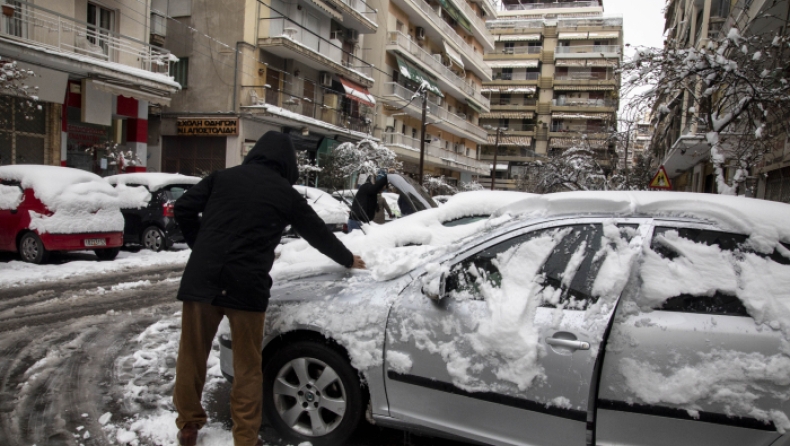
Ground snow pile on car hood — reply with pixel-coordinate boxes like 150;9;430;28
105;172;201;192
0;165;150;233
273;191;533;282
293;185;349;225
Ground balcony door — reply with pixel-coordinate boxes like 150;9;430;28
302;13;318;51
87;2;114;58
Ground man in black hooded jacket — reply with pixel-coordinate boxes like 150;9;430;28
172;131;365;446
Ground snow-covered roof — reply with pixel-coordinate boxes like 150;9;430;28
496;191;790;250
105;173;202;191
293;186;349;225
0;165;149;212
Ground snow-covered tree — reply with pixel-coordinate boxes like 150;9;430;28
622;24;790;195
317;139;401;190
296;150;322;185
1;59;36;98
423;175;457;196
85;142;142;173
534;143;611;193
460;181;485;191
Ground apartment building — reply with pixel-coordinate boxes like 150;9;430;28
152;0;379;175
482;0;622;190
0;0;179;174
365;0;495;185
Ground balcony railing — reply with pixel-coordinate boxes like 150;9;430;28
407;0;489;73
491;46;543;55
557;16;623;28
552;98;616;107
479;123;537;132
554;71;613;81
501;1;600;11
334;0;378;26
491;72;540;81
555;45;621;55
551;124;608;133
0;0;173;76
450;0;495;47
242;85;372;133
383;82;488;140
487;19;546;30
387;32;490;107
382;132;488;173
491;98;538;107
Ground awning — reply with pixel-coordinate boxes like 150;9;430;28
587;31;620;39
437;0;473;34
586;59;619;67
558;32;589;40
482;86;536;94
339;77;376;107
489;164;509;171
481;112;535;119
466;100;483;114
555;59;588;67
306;0;343;21
552;112;612;120
488;60;540;68
443;40;464;70
498;34;541;42
395;56;444;97
554;85;616;91
90;79;171;106
487;135;532;146
551;138;607;148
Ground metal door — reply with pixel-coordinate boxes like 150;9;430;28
385;219;645;445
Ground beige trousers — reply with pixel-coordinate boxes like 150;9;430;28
173;301;266;446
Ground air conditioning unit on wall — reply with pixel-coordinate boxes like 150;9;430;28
416;27;426;40
320;72;332;87
347;29;360;42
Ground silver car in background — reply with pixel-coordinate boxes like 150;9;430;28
220;191;790;446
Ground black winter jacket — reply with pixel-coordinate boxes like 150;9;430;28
349;176;388;223
174;131;354;312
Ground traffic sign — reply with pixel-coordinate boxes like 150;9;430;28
649;166;672;190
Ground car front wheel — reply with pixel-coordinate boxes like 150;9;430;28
263;341;365;446
18;232;49;264
142;226;166;252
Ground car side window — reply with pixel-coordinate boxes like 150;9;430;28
163;186;188;201
649;227;760;317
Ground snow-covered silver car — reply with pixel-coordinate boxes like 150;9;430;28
219;191;790;446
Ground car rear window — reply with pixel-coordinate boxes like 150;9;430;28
162;185;190;201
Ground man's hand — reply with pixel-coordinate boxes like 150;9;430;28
351;255;366;269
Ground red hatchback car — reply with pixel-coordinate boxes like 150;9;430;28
0;165;144;264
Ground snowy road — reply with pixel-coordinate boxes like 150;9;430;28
0;253;466;446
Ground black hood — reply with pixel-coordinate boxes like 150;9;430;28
243;131;299;185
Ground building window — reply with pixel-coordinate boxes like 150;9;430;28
501;68;513;80
0;96;48;166
87;2;115;56
170;57;189;88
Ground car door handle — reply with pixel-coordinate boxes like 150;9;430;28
546;337;590;350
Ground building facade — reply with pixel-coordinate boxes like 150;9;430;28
365;0;494;186
482;0;622;190
0;0;179;174
152;0;379;176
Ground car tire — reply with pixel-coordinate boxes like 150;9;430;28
18;232;49;264
263;341;365;446
141;226;166;252
94;247;120;261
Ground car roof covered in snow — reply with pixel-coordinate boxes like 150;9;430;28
293;185;349;224
495;191;790;249
105;173;202;191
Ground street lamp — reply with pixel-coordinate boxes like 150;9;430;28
484;125;507;190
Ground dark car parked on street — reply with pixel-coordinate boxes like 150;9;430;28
105;173;201;251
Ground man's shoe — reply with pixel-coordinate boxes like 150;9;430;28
177;423;199;446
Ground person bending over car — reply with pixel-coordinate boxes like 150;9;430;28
348;171;388;230
172;131;366;446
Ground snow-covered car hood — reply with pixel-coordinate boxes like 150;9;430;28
293;185;349;225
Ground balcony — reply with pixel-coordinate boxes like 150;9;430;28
487;72;540;87
555;45;621;58
0;0;178;94
479;122;536;134
488;46;543;56
550;123;609;137
551;98;616;110
241;86;373;140
258;19;374;87
381;132;489;174
381;82;489;143
448;0;496;50
325;0;378;33
557;16;623;29
386;32;490;108
488;18;546;30
491;98;538;108
501;1;600;11
390;0;493;79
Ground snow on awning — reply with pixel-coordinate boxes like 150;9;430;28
339;77;376;107
552;112;612;120
551;137;607;148
586;59;619;67
483;86;537;94
555;59;587;67
488;60;540;68
498;34;541;42
91;79;171;106
587;31;620;39
395;56;444;97
553;85;616;91
558;32;589;40
481;112;535;119
466;100;484;114
489;164;509;171
487;135;532;146
443;40;465;70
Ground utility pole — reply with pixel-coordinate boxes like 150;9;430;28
418;88;428;181
490;128;502;190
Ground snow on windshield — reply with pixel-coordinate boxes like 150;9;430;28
0;165;150;234
293;185;349;225
105;172;201;192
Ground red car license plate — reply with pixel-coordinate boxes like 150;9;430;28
84;238;107;247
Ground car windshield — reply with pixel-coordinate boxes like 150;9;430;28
387;174;437;214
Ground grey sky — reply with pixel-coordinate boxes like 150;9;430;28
605;0;667;49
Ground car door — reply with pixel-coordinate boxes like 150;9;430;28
384;218;646;446
596;222;790;446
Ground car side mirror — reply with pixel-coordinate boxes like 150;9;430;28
422;272;447;301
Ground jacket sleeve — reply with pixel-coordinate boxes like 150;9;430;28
288;189;354;268
372;175;389;194
174;173;215;249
